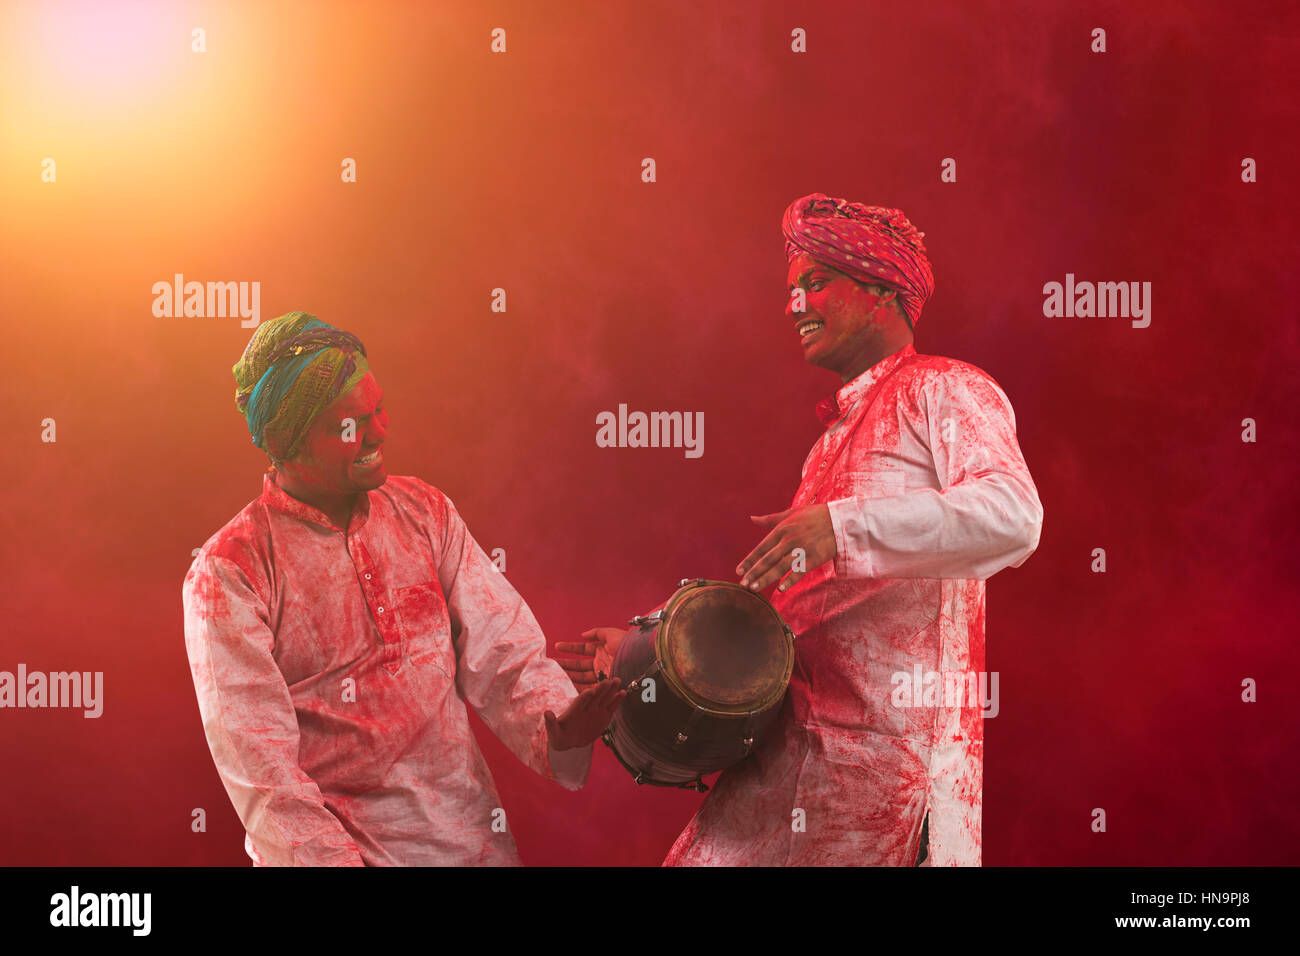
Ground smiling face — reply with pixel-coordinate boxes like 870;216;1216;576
785;252;911;381
275;372;389;514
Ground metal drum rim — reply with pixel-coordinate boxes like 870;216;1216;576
653;579;795;717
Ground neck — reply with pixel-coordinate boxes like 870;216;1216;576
274;470;357;529
837;329;913;384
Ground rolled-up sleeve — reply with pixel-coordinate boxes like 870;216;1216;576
429;488;592;790
829;369;1043;580
182;554;365;866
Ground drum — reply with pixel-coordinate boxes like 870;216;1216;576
601;578;795;791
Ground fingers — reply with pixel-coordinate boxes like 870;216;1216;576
572;676;620;704
739;533;792;590
553;679;626;750
745;552;793;592
554;641;599;655
578;678;625;716
736;526;783;581
777;568;805;592
590;676;623;705
558;679;625;731
558;658;600;686
736;511;792;578
593;681;627;719
557;661;596;681
749;509;791;530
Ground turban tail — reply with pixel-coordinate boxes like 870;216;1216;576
782;193;935;329
232;311;370;462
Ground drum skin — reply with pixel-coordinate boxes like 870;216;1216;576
605;580;795;787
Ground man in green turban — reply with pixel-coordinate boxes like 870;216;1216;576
183;312;624;866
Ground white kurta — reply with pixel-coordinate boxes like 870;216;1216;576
182;472;590;866
665;343;1043;866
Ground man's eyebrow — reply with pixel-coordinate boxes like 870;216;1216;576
788;267;826;290
340;399;384;422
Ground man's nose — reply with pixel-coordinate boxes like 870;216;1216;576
785;287;812;318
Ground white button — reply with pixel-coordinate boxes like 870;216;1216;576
365;573;372;580
377;606;384;613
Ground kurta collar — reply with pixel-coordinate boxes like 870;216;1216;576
260;469;371;532
815;344;917;428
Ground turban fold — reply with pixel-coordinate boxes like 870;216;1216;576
233;311;370;462
782;193;935;329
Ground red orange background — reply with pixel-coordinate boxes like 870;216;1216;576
2;0;1298;865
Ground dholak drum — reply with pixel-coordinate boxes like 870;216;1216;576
601;578;795;791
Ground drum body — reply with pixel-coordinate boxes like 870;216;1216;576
603;579;795;789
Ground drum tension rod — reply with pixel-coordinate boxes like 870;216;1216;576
673;707;707;746
628;612;663;628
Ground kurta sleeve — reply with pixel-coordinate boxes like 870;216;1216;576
828;368;1044;580
426;487;592;790
181;554;366;866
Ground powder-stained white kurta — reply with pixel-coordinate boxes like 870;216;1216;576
182;472;589;866
665;343;1043;866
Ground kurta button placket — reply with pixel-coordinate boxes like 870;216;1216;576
349;540;393;656
378;600;401;672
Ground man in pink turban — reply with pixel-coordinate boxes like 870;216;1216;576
569;194;1043;866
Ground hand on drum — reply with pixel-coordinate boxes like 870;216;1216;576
544;677;627;751
737;503;835;592
554;627;628;686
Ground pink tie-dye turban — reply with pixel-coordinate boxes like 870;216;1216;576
782;192;935;329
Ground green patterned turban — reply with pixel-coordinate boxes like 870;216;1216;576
232;312;370;463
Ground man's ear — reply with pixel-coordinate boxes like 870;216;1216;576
877;287;902;316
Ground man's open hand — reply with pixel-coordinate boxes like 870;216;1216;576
555;627;627;686
737;503;835;592
544;677;626;751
